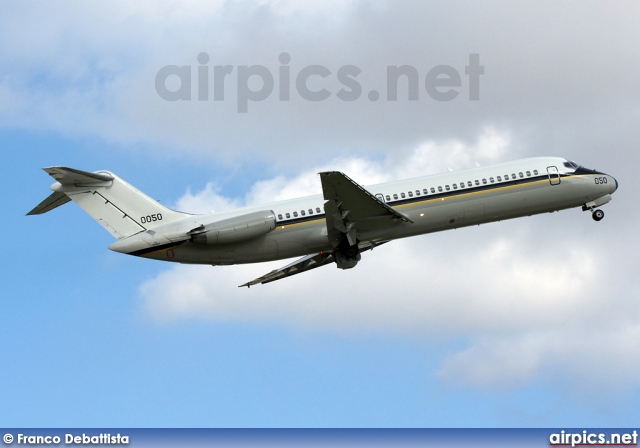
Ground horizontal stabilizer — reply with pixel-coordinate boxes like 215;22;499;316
27;191;72;215
43;166;113;185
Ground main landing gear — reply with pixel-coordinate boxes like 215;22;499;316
592;209;604;221
334;239;361;269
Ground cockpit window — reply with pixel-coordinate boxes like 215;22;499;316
563;160;579;169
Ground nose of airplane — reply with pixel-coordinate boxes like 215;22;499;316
613;176;619;192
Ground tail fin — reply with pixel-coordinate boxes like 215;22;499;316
28;166;191;239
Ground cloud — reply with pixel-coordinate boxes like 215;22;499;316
3;1;639;169
170;127;510;213
439;322;640;395
175;182;241;214
138;132;640;396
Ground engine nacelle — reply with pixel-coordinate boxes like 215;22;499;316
189;210;276;245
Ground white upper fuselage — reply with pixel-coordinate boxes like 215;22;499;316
109;156;617;265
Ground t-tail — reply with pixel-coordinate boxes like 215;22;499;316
27;166;190;239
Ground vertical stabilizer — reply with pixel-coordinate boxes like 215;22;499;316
28;167;191;239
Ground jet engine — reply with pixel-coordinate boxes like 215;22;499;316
188;210;276;245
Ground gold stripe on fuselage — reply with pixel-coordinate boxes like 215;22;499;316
143;174;590;256
276;176;559;229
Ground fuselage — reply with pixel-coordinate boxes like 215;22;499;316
110;156;617;265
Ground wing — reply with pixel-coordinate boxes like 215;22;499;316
239;241;387;287
320;171;412;247
239;252;335;287
242;171;405;287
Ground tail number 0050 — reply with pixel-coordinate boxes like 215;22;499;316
141;213;163;223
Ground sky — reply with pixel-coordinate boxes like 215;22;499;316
1;0;639;427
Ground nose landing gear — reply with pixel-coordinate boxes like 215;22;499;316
592;209;604;221
582;195;612;221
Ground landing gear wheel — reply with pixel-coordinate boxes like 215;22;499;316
592;209;604;221
344;246;359;258
338;238;360;259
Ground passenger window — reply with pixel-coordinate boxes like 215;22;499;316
301;210;305;216
393;193;398;200
467;181;473;187
482;178;487;184
489;177;494;183
309;209;313;215
460;182;465;188
511;173;516;179
408;191;413;197
423;189;428;195
453;184;458;190
385;195;391;201
430;187;435;193
278;214;283;220
293;211;298;217
526;171;531;176
416;190;420;196
286;213;290;219
444;185;450;191
438;186;443;192
533;169;539;175
401;192;406;198
519;172;524;178
497;176;502;181
316;207;321;213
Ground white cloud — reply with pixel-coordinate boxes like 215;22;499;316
171;127;510;213
3;1;639;168
138;133;640;396
439;323;640;394
175;182;241;214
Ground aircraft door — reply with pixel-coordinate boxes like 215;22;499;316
547;166;561;185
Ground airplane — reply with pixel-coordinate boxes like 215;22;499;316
28;157;618;287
